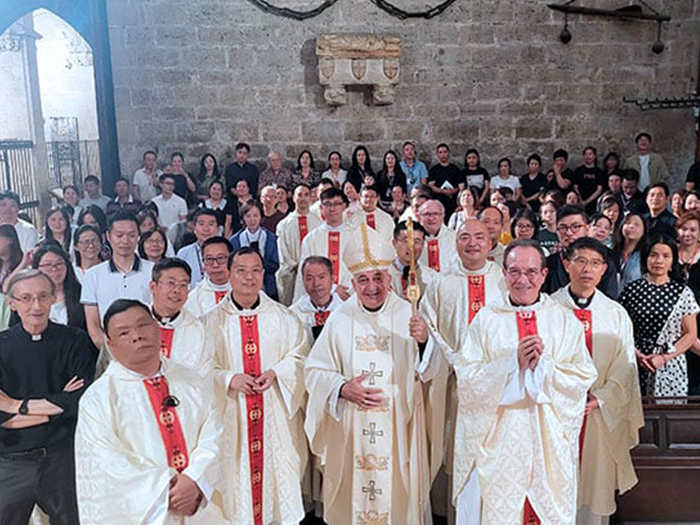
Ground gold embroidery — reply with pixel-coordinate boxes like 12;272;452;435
355;334;390;353
356;510;389;525
356;454;390;471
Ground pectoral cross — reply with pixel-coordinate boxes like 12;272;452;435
362;362;384;385
362;422;384;444
362;480;382;501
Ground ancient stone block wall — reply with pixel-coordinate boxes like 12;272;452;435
107;0;700;185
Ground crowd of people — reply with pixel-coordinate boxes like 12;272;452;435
0;133;699;524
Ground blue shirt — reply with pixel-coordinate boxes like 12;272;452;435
400;160;428;194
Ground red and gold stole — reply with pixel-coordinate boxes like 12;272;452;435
366;213;376;230
328;231;340;284
214;290;228;303
143;376;189;473
159;327;175;359
467;275;485;324
515;311;541;525
298;215;309;243
240;315;264;525
314;310;331;327
574;308;593;461
427;239;440;272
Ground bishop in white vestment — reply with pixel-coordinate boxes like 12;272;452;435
75;300;227;525
305;223;441;525
203;247;310;525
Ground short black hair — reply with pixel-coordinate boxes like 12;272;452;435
193;208;218;223
84;175;100;185
556;204;588;225
103;299;152;337
143;150;157;159
361;185;380;197
647;182;670;197
107;210;139;232
436;143;450;151
527;153;542;166
152;257;192;282
227;246;264;269
159;173;176;184
318;177;336;188
115;177;129;186
0;191;20;206
510;209;539;238
235;142;250;152
202;235;234;254
553;149;568;161
563;237;607;261
393;220;427;240
320;187;348;204
171;151;184;161
635;132;652;143
621;168;640;182
301;255;333;277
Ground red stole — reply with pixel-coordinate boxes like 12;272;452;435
314;310;331;327
298;215;309;243
366;213;376;230
574;308;593;461
143;376;189;473
400;275;407;298
467;275;485;323
328;231;340;284
427;239;440;272
214;290;228;304
240;315;264;525
159;327;175;359
515;311;541;525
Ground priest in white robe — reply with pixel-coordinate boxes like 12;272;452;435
347;185;396;242
418;200;457;273
389;220;437;302
202;246;310;525
276;184;322;306
75;299;227;525
478;206;506;267
420;219;507;519
294;188;358;302
452;239;597;525
304;223;441;525
551;238;643;525
291;256;343;343
150;258;212;375
185;237;233;317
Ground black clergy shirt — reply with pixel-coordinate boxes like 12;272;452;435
0;322;97;453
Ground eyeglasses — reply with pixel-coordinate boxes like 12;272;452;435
157;279;189;291
11;292;54;305
203;255;228;265
38;262;66;271
556;223;585;234
145;237;165;246
77;239;100;247
505;268;542;280
420;212;443;218
571;257;606;270
515;223;535;230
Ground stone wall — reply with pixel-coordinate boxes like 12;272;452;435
107;0;700;186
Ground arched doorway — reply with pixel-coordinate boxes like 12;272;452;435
0;0;118;220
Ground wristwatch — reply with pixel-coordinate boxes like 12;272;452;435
18;399;29;415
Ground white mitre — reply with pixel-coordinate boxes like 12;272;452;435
343;222;394;274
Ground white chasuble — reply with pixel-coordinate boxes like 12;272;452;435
277;211;322;306
155;307;213;376
452;295;597;525
418;226;457;273
552;287;644;519
290;291;344;343
388;259;437;303
203;293;310;525
304;292;440;525
75;360;227;525
184;276;231;318
347;208;396;243
294;223;357;302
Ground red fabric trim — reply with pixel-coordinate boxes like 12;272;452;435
366;213;376;230
159;327;175;359
574;308;593;462
467;275;485;324
214;290;228;304
298;215;308;243
523;497;541;525
143;377;189;473
328;231;340;285
240;315;264;525
314;310;331;326
427;239;440;272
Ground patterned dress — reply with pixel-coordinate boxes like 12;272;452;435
619;277;700;397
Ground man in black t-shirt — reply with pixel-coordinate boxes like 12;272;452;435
573;146;606;215
426;143;460;220
520;153;547;212
552;149;575;192
224;142;260;197
685;160;700;192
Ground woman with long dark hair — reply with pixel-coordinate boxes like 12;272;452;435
78;205;110;260
613;212;647;291
291;150;321;191
346;145;374;192
376;150;407;207
43;206;73;255
0;224;22;291
32;242;86;330
196;153;221;202
619;234;700;397
460;148;490;205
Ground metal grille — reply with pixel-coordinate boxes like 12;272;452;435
0;140;40;226
47;140;101;188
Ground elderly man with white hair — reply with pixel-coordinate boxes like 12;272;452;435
305;223;443;525
258;151;293;193
417;199;457;273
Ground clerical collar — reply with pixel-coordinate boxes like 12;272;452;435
569;287;595;309
20;322;50;341
152;307;181;325
508;294;541;308
232;295;261;311
363;303;384;313
311;296;333;311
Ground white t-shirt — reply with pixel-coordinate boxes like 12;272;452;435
490;175;521;193
6;219;39;253
152;194;188;228
321;169;347;187
79;195;112;211
133;168;162;202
